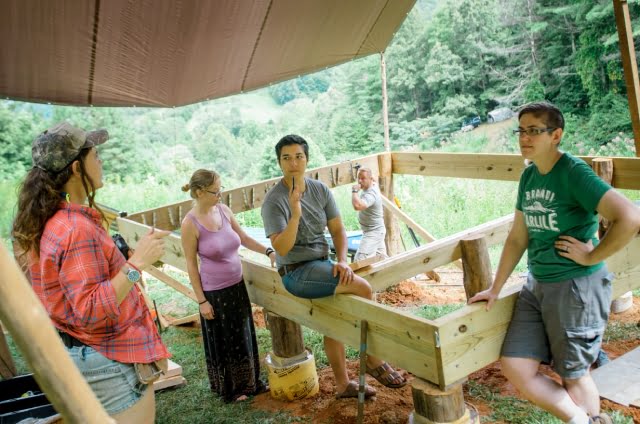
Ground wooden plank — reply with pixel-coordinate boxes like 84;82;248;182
164;360;183;379
153;375;186;391
144;265;197;302
125;154;381;229
168;314;200;326
242;259;440;383
350;255;381;272
362;214;513;292
435;236;640;387
391;153;640;189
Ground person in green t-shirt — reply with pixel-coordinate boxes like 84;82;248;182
469;102;640;424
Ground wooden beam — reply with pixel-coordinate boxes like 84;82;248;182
435;236;640;387
242;260;440;382
380;194;463;270
391;153;640;189
125;154;381;230
613;0;640;156
362;214;514;292
144;265;197;302
0;321;17;379
378;152;404;255
0;243;114;423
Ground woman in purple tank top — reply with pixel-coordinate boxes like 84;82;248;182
180;169;276;403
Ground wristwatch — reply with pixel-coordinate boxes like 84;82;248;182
121;264;141;283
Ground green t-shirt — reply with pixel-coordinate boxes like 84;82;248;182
516;153;611;282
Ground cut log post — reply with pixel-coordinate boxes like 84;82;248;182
378;153;404;257
592;158;614;238
459;236;492;300
410;378;476;424
0;243;114;422
592;158;633;313
266;312;305;358
0;321;17;379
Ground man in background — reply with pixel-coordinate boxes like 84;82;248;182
351;167;387;262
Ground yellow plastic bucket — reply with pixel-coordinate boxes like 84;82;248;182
264;350;319;401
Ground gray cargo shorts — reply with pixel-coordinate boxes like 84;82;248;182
501;266;613;379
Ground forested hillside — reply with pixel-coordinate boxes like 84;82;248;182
0;0;637;217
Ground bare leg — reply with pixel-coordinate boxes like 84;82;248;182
564;373;600;417
112;384;155;424
501;357;585;421
324;336;350;393
334;276;403;386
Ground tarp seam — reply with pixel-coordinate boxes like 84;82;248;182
356;0;390;56
241;0;273;91
87;0;102;105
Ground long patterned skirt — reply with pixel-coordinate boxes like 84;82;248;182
201;279;267;402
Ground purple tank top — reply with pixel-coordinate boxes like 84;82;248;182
189;207;243;291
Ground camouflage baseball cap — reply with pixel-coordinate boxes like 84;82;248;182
32;122;108;173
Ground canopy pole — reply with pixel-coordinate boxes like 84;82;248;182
0;243;114;423
381;52;390;152
613;0;640;156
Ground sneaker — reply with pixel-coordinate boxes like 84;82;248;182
590;412;613;424
594;350;611;368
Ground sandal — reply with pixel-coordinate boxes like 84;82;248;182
335;381;376;399
366;362;407;389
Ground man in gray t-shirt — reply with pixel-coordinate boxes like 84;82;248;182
261;134;406;399
351;168;387;261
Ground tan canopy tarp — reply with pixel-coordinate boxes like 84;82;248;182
0;0;415;107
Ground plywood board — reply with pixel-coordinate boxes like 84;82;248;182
592;347;640;407
154;375;187;391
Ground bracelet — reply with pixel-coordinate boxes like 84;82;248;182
198;300;207;305
352;190;358;193
265;247;275;256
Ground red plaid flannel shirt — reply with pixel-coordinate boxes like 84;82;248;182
30;202;169;364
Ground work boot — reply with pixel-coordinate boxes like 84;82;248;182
590;412;613;424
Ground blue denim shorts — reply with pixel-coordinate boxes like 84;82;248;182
501;266;613;379
281;259;340;299
67;345;147;414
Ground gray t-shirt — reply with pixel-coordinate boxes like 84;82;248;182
262;178;340;266
358;185;385;232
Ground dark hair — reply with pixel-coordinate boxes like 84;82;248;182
12;148;103;261
275;134;309;163
518;101;565;130
181;169;220;199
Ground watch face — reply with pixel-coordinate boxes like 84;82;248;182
128;269;141;283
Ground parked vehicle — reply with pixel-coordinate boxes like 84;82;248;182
460;115;481;132
487;107;514;123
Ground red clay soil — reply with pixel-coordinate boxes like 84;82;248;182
250;273;640;423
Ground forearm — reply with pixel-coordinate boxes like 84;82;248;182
332;228;349;262
588;219;640;265
351;194;366;210
112;272;138;304
185;261;206;303
242;237;270;255
272;216;300;256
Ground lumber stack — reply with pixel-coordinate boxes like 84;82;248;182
153;360;186;391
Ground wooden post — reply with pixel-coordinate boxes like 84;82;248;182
592;157;633;312
613;0;640;156
460;236;493;300
0;243;114;423
378;153;404;256
266;312;304;358
410;378;477;424
0;321;17;379
381;52;390;152
592;158;614;238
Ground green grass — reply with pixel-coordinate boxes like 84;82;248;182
603;321;640;343
411;303;465;320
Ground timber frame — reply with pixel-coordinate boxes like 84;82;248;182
116;152;640;389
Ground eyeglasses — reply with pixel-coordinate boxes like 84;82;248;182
204;187;224;197
513;128;557;137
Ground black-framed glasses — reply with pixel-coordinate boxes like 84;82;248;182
513;127;557;137
204;187;225;197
